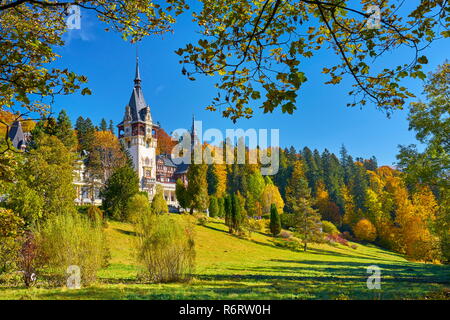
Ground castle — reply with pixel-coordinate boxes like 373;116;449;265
7;56;190;209
116;56;189;207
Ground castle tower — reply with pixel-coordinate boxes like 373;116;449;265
117;55;158;196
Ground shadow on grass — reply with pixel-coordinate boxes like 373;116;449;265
114;228;137;237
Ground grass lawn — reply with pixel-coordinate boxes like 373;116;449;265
1;215;449;300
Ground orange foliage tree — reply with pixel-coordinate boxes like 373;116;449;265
89;131;126;182
315;182;341;226
353;219;377;242
155;127;177;156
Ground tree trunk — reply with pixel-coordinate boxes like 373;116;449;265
189;207;194;215
304;242;307;252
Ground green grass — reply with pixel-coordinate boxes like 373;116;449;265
1;216;449;300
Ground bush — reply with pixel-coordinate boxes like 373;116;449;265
126;193;151;223
243;218;265;238
18;231;39;287
197;215;208;226
87;206;103;222
273;238;302;251
0;208;24;275
35;213;109;286
279;230;292;239
135;214;195;283
353;219;377;242
321;220;339;236
325;234;349;247
151;185;169;215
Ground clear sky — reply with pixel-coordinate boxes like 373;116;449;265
47;7;449;166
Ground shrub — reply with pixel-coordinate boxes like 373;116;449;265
279;230;292;239
326;234;349;246
151;185;168;215
353;219;377;242
269;204;281;236
321;220;339;236
126;193;151;223
273;238;302;251
0;208;24;275
243;217;265;238
135;214;195;283
18;231;39;287
197;215;208;226
87;206;103;222
35;213;109;286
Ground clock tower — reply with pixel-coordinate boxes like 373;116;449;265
118;56;158;196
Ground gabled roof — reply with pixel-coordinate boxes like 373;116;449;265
156;154;190;174
8;121;26;150
156;155;178;168
175;163;189;174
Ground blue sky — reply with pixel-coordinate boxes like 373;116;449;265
48;7;449;166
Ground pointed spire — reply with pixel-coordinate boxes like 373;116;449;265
134;46;141;87
191;114;196;134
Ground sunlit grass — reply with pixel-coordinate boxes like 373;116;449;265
1;215;448;300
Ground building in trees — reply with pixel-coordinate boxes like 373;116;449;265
117;56;188;208
8;121;29;151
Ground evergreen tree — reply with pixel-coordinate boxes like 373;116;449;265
207;164;227;197
208;196;219;218
186;163;209;214
100;118;108;132
217;197;225;218
363;156;378;171
175;179;188;212
322;149;345;211
302;146;321;196
312;149;323;180
269;204;281;236
75;116;95;152
101;165;140;221
55;110;77;150
285;161;311;213
230;193;244;234
294;198;323;251
273;148;292;199
340;144;353;185
224;195;232;231
29;117;57;149
109;120;115;134
350;162;369;211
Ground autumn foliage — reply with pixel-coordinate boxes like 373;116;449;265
353;219;377;242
